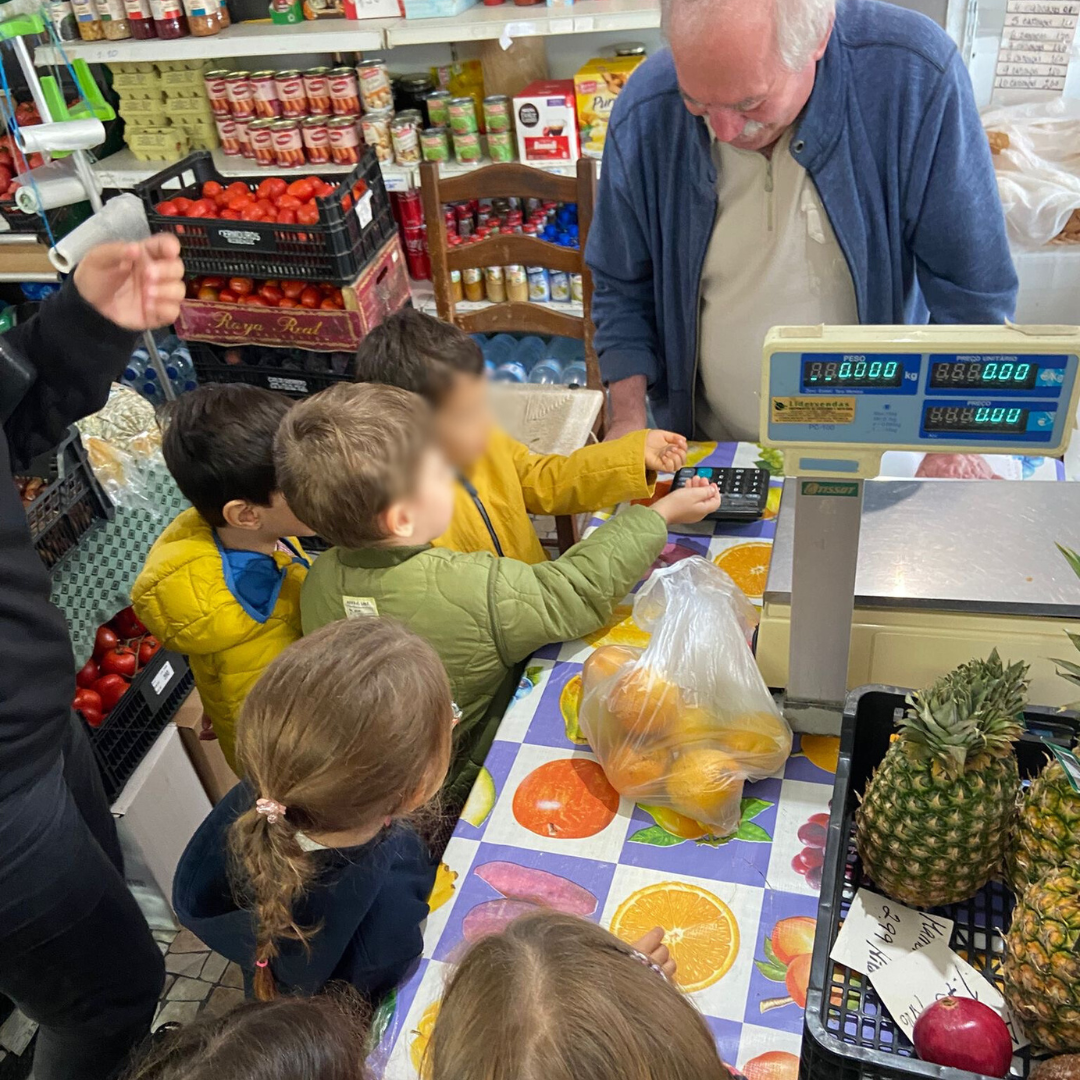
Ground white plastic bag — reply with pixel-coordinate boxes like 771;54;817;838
579;558;791;838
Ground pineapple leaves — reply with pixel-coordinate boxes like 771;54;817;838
1056;543;1080;580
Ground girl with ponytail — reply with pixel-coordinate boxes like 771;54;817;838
172;616;454;1002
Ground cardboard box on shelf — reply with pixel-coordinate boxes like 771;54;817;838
173;689;240;806
573;55;645;160
514;80;579;165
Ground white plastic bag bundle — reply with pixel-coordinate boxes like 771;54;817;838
579;557;791;838
983;99;1080;248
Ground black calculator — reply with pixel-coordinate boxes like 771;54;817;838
671;467;770;522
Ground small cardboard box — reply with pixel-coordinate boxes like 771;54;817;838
173;688;240;806
574;55;644;160
174;235;411;350
514;80;579;165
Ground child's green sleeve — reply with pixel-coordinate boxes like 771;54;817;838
487;505;668;664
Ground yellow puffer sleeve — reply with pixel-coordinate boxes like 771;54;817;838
507;427;655;517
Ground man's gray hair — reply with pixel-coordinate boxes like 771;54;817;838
664;0;836;71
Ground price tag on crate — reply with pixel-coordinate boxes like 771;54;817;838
139;650;186;708
355;189;374;230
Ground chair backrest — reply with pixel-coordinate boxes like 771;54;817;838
419;159;601;395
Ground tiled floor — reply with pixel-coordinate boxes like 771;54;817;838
0;928;241;1079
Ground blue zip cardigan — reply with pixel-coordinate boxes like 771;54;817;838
585;0;1018;436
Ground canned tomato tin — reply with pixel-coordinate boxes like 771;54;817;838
487;130;514;163
358;58;391;112
302;67;331;114
234;117;253;159
453;130;481;165
360;108;393;162
270;118;304;168
274;70;307;118
397;188;423;228
326;116;360;165
483;94;511;134
215;114;240;155
250;71;281;120
225;71;255;119
301;115;331;164
424;89;451;127
390;114;420;165
328;67;360;117
204;68;231;117
448;96;477;135
248;118;276;165
420;125;449;162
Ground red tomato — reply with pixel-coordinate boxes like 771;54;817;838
138;636;162;666
341;193;353;211
73;688;103;714
186;198;216;218
255;198;276;217
277;297;300;308
202;276;225;289
323;286;343;306
225;181;250;199
319;298;341;310
217;288;239;303
226;192;255;210
156;200;180;216
240;294;270;306
186;278;203;298
300;286;322;309
276;208;297;224
259;284;283;304
100;647;137;678
79;705;104;728
312;180;335;199
281;280;305;299
76;658;99;689
214;191;232;207
197;285;220;301
256;177;287;200
240;204;266;221
93;625;119;660
221;209;242;220
296;202;319;226
172;197;193;213
276;194;302;210
286;178;317;202
111;606;146;639
94;674;129;713
228;277;254;296
202;180;224;198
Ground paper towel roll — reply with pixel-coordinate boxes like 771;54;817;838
49;193;151;273
16;119;106;155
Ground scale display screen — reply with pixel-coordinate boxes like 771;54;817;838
929;358;1037;390
802;357;903;388
922;405;1029;434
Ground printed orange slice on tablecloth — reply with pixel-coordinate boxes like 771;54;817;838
713;542;773;601
610;881;739;992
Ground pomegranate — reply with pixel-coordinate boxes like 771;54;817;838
912;997;1012;1078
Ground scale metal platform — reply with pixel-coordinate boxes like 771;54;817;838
757;323;1080;732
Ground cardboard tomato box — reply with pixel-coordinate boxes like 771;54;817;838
175;235;410;351
514;80;580;164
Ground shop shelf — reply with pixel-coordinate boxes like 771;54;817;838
803;685;1079;1080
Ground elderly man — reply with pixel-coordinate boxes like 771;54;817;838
587;0;1017;441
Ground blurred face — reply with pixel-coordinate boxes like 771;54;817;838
670;0;830;153
385;446;457;545
435;373;494;469
260;492;316;538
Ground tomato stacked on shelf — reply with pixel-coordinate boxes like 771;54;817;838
72;606;163;728
187;275;346;310
155;175;364;226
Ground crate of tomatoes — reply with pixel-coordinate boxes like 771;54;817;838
135;149;396;284
74;606;194;803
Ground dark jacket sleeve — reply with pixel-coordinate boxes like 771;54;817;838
4;278;139;470
905;51;1018;323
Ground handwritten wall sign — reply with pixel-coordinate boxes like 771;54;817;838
830;889;954;977
869;938;1029;1051
995;0;1080;97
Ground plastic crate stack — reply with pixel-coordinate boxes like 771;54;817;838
111;61;219;162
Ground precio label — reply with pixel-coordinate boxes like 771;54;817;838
771;396;856;425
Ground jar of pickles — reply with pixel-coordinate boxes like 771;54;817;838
271;119;304;168
301;116;331;164
150;0;187;37
94;0;130;38
487;130;514;163
248;118;276;165
327;116;361;165
390;114;421;166
420;126;449;163
424;90;451;128
123;0;157;38
453;130;481;166
72;0;103;39
181;0;219;35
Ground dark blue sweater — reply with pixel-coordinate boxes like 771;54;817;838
172;783;436;999
586;0;1018;435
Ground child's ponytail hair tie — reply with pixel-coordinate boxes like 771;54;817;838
255;959;269;968
255;797;287;824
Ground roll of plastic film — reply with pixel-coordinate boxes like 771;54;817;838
15;119;106;154
15;171;86;213
49;193;151;272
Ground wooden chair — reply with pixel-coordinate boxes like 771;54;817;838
420;158;604;552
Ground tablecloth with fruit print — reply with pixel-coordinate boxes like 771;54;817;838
370;440;1065;1080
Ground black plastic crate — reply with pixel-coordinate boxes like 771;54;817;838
189;340;357;398
135;149;396;284
802;685;1080;1080
83;648;194;804
17;427;114;575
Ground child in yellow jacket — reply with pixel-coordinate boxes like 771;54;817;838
352;309;688;564
131;385;314;770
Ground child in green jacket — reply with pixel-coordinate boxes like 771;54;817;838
275;382;720;807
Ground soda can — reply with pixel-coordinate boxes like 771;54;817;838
215;114;241;155
327;116;361;166
301;115;331;164
328;66;361;116
204;68;231;117
270;119;304;168
397;188;423;228
303;67;331;114
225;71;255;119
403;223;430;279
274;69;308;118
251;70;282;119
358;58;391;112
248;118;277;165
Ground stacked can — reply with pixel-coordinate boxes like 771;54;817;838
393;189;429;280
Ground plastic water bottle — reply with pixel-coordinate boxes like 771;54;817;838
470;333;489;353
563;360;588;388
492;360;528;383
139;380;166;406
123;347;150;386
529;357;564;385
514;335;546;374
484;334;518;370
549;336;584;366
485;358;497;377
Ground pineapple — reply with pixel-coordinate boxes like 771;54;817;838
1002;868;1080;1053
1007;761;1080;896
855;650;1028;908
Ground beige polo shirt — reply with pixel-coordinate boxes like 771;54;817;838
696;129;858;442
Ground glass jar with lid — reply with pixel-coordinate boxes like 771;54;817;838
394;72;435;116
181;0;220;36
94;0;130;39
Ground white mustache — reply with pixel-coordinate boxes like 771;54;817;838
741;120;768;137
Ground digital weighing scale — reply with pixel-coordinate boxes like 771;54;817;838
756;324;1080;733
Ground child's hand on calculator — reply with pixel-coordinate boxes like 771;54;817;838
651;475;721;525
644;430;688;473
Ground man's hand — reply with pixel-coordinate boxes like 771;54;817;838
651;474;720;525
604;374;649;442
632;926;676;980
73;234;185;331
644;429;688;473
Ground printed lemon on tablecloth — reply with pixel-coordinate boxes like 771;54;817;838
609;881;739;992
558;674;588;745
582;605;651;649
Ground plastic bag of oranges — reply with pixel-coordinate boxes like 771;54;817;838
579;558;791;838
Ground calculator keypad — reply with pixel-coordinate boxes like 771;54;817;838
673;467;770;521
